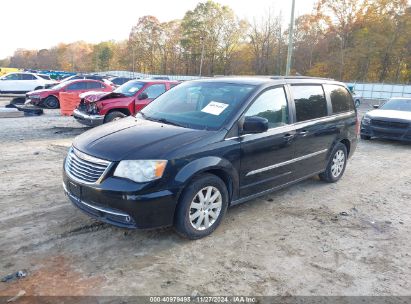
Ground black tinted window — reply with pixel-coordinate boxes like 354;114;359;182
326;85;354;113
292;85;327;122
245;87;289;128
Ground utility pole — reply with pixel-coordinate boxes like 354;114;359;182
285;0;296;76
199;36;205;77
132;48;135;77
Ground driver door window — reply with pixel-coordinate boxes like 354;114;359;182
142;84;166;99
245;87;289;129
67;82;87;91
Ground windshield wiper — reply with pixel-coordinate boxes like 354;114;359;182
139;112;185;127
156;118;185;127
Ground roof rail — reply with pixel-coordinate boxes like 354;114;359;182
269;75;335;81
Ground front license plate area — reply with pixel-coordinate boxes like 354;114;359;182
69;181;81;200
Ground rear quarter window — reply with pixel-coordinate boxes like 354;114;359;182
325;84;354;114
291;85;328;122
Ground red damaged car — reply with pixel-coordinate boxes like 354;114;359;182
25;79;113;109
73;79;178;126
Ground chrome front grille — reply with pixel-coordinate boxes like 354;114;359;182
65;148;111;184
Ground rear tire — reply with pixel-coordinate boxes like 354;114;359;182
104;111;127;123
44;96;59;109
319;143;348;183
174;174;228;239
361;135;371;140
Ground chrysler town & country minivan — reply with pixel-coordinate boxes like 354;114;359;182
63;77;358;239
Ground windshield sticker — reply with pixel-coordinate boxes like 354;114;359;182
128;87;139;93
201;101;229;115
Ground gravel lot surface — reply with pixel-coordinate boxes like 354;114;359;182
0;98;410;297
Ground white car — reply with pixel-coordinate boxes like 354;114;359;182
0;72;57;94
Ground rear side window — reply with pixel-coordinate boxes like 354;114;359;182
21;74;36;80
325;84;354;113
87;82;103;89
245;87;289;129
291;85;327;122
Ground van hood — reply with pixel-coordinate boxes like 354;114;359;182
73;117;214;161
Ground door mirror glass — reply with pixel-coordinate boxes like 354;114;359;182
242;116;269;134
138;92;149;100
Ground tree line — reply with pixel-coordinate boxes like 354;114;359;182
0;0;409;83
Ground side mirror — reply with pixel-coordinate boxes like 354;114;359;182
138;92;148;100
373;104;379;109
241;116;269;134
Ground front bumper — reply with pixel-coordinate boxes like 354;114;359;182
73;108;104;127
361;122;411;142
62;169;178;229
25;98;42;106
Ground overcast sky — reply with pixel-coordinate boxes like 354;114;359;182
0;0;317;58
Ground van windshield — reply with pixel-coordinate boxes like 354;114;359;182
139;81;256;130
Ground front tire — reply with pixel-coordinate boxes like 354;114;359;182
319;143;348;183
174;174;228;239
44;96;59;109
361;134;371;140
104;111;127;123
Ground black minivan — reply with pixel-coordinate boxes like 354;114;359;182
63;77;358;239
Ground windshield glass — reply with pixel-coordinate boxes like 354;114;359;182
381;98;411;112
114;81;145;96
139;81;256;130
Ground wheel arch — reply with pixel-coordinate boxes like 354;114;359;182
105;107;131;117
174;156;239;204
340;138;351;156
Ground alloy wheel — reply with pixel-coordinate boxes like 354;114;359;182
189;186;222;231
331;150;345;178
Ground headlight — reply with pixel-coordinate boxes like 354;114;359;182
87;103;97;114
113;160;167;183
362;116;371;125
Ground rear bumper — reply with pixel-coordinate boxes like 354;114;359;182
73;109;104;127
62;169;178;229
361;123;411;142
